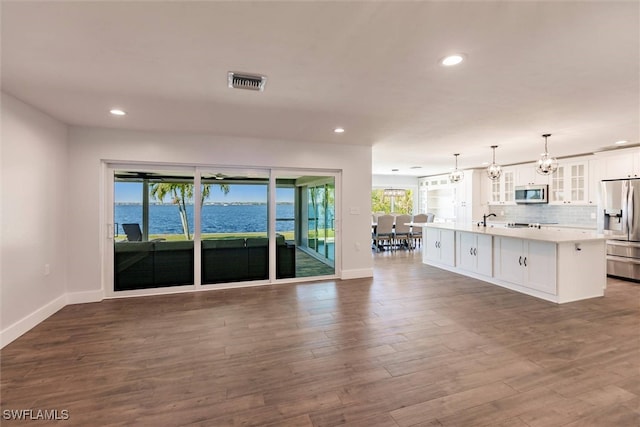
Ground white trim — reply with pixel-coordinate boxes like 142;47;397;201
341;268;374;280
193;168;202;288
66;289;104;305
269;171;277;282
0;294;66;348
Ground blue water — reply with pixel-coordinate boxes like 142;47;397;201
115;203;301;235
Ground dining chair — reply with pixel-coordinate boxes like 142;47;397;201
410;213;428;247
394;214;412;249
373;214;394;251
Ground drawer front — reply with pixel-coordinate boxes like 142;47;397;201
607;255;640;281
607;241;640;258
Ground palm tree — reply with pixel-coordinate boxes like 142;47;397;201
309;183;335;256
149;183;229;239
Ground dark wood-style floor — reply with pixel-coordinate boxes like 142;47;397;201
1;249;639;426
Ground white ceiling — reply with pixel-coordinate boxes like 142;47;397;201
2;1;638;176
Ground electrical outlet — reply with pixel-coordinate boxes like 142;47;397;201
590;212;596;219
44;264;50;276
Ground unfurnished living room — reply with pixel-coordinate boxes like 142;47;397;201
1;2;639;426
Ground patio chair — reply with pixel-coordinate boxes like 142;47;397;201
122;223;164;242
122;223;143;241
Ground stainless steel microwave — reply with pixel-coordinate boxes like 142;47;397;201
515;185;548;204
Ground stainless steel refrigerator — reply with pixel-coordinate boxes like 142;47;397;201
601;178;640;281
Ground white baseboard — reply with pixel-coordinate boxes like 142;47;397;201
66;289;104;305
0;294;67;349
1;269;376;349
341;268;374;280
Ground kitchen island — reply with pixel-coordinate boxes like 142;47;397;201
417;222;607;303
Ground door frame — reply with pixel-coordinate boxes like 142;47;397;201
102;162;341;298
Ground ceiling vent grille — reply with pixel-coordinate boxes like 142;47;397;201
227;72;267;91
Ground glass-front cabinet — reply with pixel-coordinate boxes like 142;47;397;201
487;168;515;205
549;159;589;205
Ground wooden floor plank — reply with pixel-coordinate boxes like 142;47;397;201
1;249;639;426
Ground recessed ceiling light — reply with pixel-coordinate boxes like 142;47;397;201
391;168;399;172
410;166;422;169
615;140;629;145
334;127;345;133
440;54;465;66
110;109;126;116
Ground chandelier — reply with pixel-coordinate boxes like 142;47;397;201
449;153;464;183
383;189;406;197
536;133;558;175
486;145;502;180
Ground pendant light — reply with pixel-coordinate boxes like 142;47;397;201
449;153;464;183
536;133;558;175
486;145;502;180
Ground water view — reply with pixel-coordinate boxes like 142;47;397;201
115;203;296;235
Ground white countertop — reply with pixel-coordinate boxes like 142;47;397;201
413;222;606;243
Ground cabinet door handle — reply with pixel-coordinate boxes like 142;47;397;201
519;256;522;266
473;248;477;256
470;247;473;255
523;257;527;267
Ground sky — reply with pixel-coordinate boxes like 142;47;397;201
115;182;294;203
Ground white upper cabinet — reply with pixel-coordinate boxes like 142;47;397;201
486;167;516;205
516;163;549;186
420;170;485;225
454;170;485;225
549;157;591;205
419;174;456;222
588;158;600;205
597;148;640;180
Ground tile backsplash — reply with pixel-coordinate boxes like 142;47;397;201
488;204;597;228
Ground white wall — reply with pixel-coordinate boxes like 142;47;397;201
1;93;69;346
372;174;418;189
67;127;374;294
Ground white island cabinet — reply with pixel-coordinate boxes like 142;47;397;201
424;228;455;267
494;237;556;295
457;232;492;277
418;223;607;304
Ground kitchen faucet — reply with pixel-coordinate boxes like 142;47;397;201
480;213;497;227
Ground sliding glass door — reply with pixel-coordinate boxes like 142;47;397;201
108;165;339;293
113;170;195;291
200;169;270;284
307;180;335;263
277;174;336;278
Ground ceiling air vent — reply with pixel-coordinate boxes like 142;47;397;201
227;72;267;91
